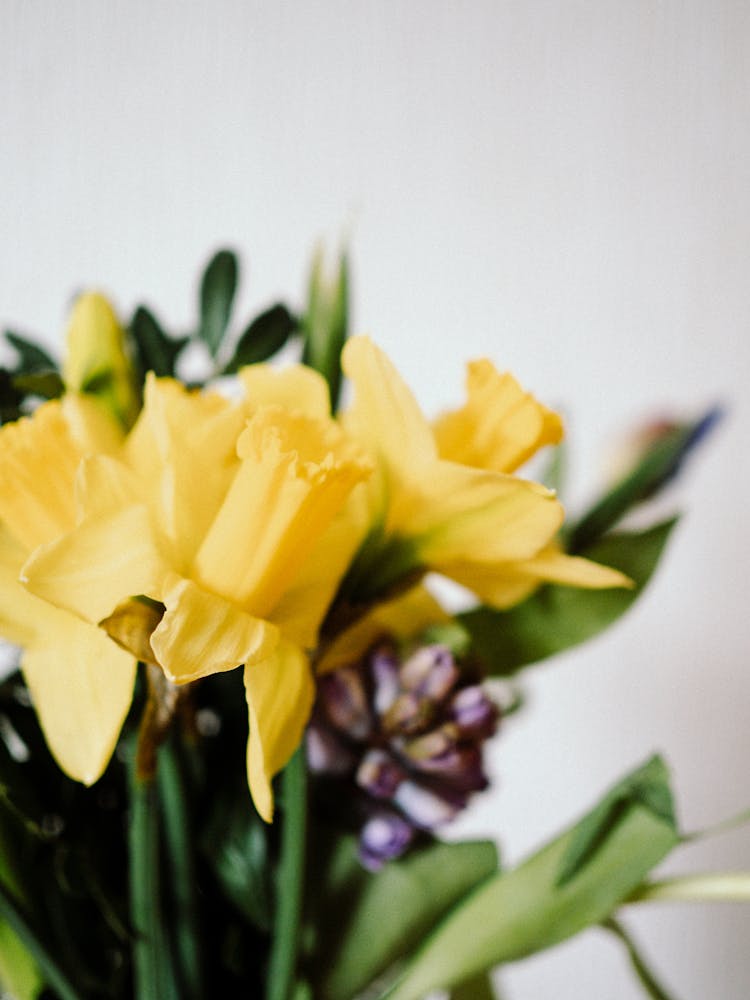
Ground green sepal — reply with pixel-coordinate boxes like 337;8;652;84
556;756;676;886
301;246;348;411
460;518;678;677
223;304;299;374
130;306;188;379
198;249;238;357
308;833;498;1000
4;332;56;374
569;409;719;552
382;757;679;1000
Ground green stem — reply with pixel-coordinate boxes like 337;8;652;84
0;880;82;1000
128;752;178;1000
602;917;678;1000
158;735;203;999
266;748;307;1000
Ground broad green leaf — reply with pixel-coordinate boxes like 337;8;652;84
451;970;496;999
4;332;56;374
460;518;677;676
557;756;675;886
310;835;498;1000
0;822;42;1000
602;918;678;1000
223;303;298;373
383;760;679;1000
569;408;720;552
130;306;188;378
198;249;238;357
0;370;22;424
301;246;348;411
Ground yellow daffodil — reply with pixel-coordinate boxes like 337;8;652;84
337;336;629;610
18;373;371;820
0;397;136;785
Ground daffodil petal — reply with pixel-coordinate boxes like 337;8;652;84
409;462;563;565
244;640;314;822
21;617;135;786
0;527;43;646
512;546;633;589
21;505;166;623
342;336;437;479
150;576;279;685
61;393;125;456
75;454;140;520
239;364;331;418
434;361;563;473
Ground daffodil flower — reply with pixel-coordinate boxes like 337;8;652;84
0;397;136;785
337;336;629;610
16;373;370;819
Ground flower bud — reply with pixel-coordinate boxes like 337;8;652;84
356;749;404;799
399;644;458;701
393;781;461;830
359;811;414;871
449;685;499;739
319;667;371;740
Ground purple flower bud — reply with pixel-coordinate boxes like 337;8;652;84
382;691;434;736
359;811;415;871
370;646;400;715
319;667;372;740
393;780;461;830
306;723;356;775
400;645;458;701
356;749;405;799
449;685;499;738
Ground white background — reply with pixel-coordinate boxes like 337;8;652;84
2;2;749;997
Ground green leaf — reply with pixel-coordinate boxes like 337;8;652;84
602;918;679;1000
130;306;188;378
0;369;23;424
460;518;678;676
451;970;497;999
12;372;64;400
556;756;675;886
301;246;348;411
382;759;679;1000
4;332;56;374
569;409;720;552
310;835;498;1000
223;304;298;374
198;249;238;357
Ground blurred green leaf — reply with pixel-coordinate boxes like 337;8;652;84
199;249;239;357
461;518;677;676
4;333;56;374
569;409;720;552
12;372;64;400
301;246;348;411
223;304;299;374
0;370;23;423
557;756;675;886
311;835;498;1000
130;306;188;378
451;970;496;999
602;917;678;1000
382;759;679;1000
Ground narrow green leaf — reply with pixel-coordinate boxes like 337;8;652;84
569;408;720;552
451;970;496;999
223;303;298;374
382;761;679;1000
312;837;498;1000
301;247;348;411
198;249;238;357
4;332;56;374
602;918;678;1000
461;518;678;676
12;372;64;400
130;306;188;378
0;369;23;423
557;756;675;886
205;798;272;930
628;872;750;904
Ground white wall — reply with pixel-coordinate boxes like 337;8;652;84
2;2;749;996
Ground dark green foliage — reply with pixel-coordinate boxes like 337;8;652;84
223;304;299;374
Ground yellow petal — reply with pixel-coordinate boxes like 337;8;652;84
239;364;331;418
508;545;633;589
342;336;437;484
193;406;371;617
21;505;166;623
0;526;43;647
22;622;135;785
408;461;563;565
0;402;81;549
434;361;563;473
244;640;314;822
150;575;279;685
75;454;140;520
61;393;125;456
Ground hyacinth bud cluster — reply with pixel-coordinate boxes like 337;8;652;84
307;641;500;870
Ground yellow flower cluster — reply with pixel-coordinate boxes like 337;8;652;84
0;294;627;820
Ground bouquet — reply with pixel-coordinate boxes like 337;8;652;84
0;247;743;1000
